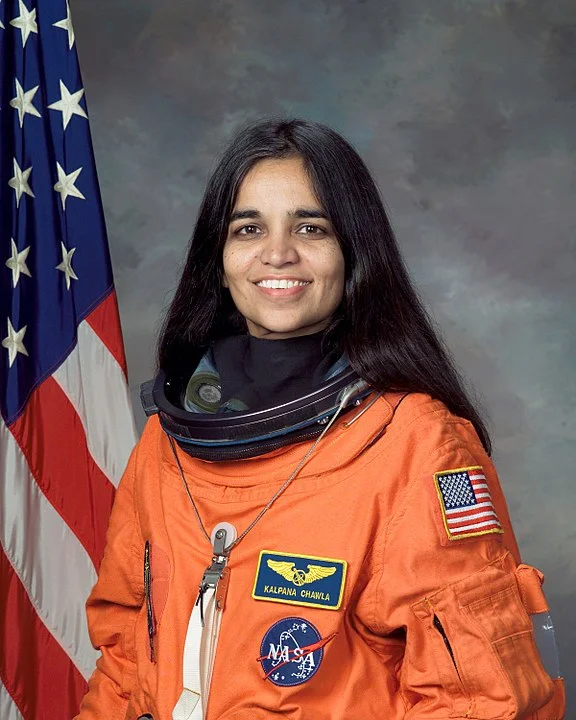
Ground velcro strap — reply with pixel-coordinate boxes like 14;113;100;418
515;564;549;614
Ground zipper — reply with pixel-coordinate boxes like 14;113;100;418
144;540;156;662
432;614;462;682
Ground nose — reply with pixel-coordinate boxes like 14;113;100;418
260;229;299;267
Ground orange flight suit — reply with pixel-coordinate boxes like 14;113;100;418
76;392;566;719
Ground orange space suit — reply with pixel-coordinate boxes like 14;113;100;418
76;392;565;719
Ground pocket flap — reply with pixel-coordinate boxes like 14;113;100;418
515;564;549;615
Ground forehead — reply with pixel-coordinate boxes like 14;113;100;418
233;156;320;208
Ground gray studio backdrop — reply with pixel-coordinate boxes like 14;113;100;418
74;0;575;707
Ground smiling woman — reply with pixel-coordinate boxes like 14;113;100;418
222;156;345;339
76;119;565;720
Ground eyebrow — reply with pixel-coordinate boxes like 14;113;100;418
228;207;329;222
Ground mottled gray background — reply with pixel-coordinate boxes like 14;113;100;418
73;0;575;707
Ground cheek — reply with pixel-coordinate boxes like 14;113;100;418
326;246;346;288
326;250;346;308
223;245;252;279
222;247;238;288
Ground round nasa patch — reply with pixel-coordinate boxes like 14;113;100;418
259;617;324;686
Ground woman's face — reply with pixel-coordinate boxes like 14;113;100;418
223;156;345;339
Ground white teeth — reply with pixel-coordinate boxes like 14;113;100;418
256;279;310;289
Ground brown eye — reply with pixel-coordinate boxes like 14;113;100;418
235;225;260;236
298;224;326;235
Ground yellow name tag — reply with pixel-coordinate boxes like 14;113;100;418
252;550;347;610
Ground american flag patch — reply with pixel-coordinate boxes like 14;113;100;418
434;466;504;541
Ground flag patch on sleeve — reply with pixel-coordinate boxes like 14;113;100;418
434;466;504;541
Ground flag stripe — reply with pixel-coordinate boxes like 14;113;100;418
0;679;24;720
445;500;495;515
0;546;87;720
449;519;502;534
84;290;128;376
9;378;115;568
447;510;498;525
0;421;99;679
52;315;137;489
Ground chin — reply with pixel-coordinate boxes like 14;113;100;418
248;317;328;339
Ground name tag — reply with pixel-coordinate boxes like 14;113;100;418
252;550;347;610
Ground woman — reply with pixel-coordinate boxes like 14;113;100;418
77;119;565;719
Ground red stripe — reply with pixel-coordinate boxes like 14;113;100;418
447;504;496;520
449;518;501;530
452;528;501;536
9;378;116;570
0;546;88;719
447;500;495;515
259;632;338;679
451;521;502;535
85;291;128;376
449;514;499;527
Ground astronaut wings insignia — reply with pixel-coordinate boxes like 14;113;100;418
254;551;347;610
267;559;337;587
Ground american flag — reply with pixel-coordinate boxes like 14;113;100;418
0;1;137;717
435;466;503;540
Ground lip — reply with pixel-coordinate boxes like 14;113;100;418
252;277;312;284
252;277;312;298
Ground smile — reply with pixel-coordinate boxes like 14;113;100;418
255;279;311;289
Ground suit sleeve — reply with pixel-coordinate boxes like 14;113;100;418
75;441;144;719
373;425;565;719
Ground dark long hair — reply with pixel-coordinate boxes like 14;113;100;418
158;119;492;453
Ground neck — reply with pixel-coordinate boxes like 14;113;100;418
212;333;339;411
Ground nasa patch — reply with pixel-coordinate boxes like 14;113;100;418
258;617;333;686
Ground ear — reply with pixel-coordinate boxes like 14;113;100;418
222;274;229;288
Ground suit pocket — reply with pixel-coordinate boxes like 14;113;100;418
412;556;555;720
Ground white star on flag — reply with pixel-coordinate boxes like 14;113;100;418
53;0;75;49
10;0;38;47
6;239;32;288
48;80;87;130
55;242;78;290
9;158;35;207
10;79;41;128
2;318;29;367
54;162;85;209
